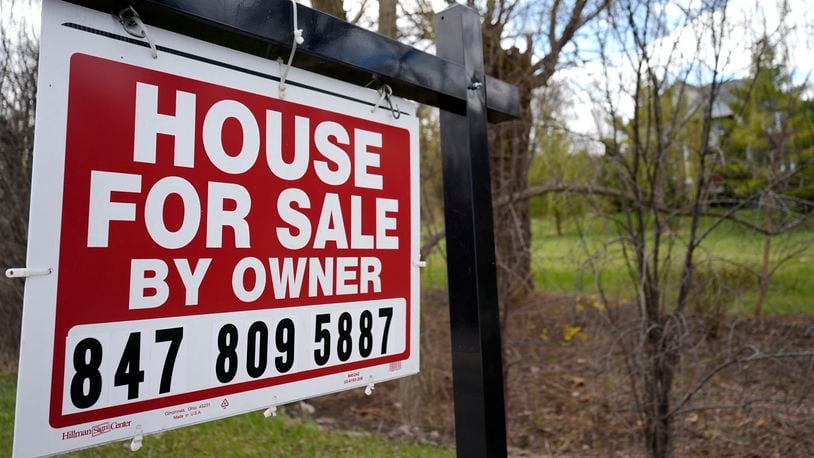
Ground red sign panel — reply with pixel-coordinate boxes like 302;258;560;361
50;53;413;426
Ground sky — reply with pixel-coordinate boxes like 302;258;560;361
1;0;41;36
553;0;814;138
7;0;814;141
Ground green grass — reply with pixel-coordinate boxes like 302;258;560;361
0;375;451;457
533;214;814;315
1;374;15;455
421;214;814;315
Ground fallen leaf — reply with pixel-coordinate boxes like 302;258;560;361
562;325;582;342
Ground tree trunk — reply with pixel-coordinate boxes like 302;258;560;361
754;229;772;316
373;0;425;426
481;32;536;306
554;208;563;236
641;305;676;458
378;0;397;38
643;348;675;457
490;114;535;303
310;0;345;20
754;140;783;317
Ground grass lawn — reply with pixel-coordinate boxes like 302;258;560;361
421;214;814;315
0;375;451;457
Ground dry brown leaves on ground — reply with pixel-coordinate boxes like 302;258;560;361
296;290;814;457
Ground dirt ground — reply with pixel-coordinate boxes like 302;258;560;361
1;289;810;456
295;290;814;457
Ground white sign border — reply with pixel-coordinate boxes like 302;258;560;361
13;1;420;456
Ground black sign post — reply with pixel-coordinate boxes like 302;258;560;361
64;1;518;455
435;5;508;457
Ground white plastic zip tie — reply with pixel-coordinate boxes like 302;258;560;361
263;396;279;417
364;383;375;396
129;425;143;452
278;0;304;99
118;7;158;59
5;267;51;278
413;259;427;268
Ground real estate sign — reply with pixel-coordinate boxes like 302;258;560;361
13;2;419;455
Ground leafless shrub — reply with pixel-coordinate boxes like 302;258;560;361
0;0;38;371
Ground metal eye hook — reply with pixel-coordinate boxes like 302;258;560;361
371;84;401;119
117;6;157;59
386;95;401;119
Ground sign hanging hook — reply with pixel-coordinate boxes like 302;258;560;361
278;0;305;99
117;6;158;59
370;84;401;119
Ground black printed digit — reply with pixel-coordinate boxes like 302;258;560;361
216;324;238;383
274;319;295;373
114;332;145;400
359;310;373;357
155;327;183;394
337;312;353;361
246;321;269;378
70;338;103;409
378;307;393;354
314;314;331;366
